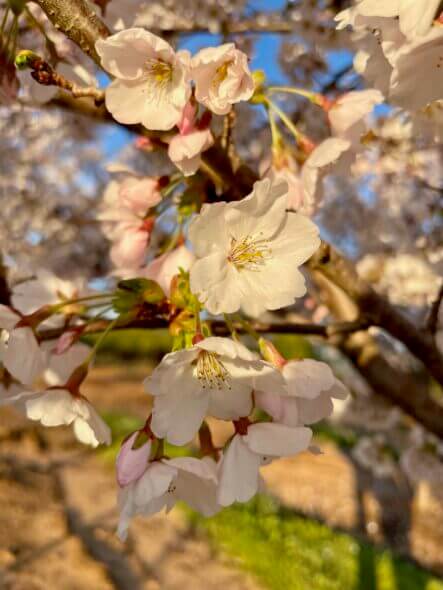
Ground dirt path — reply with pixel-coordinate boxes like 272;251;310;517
0;425;261;590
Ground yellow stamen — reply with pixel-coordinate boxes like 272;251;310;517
144;58;173;97
228;236;271;270
212;60;232;88
196;350;229;390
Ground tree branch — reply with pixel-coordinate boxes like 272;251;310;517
0;254;11;306
32;0;110;65
310;243;443;388
427;282;443;335
37;317;371;342
312;271;443;440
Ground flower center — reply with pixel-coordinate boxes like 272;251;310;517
196;351;229;390
167;481;177;494
212;60;232;88
144;58;174;98
227;236;271;270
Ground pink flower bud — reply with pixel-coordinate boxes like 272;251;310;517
178;101;198;135
258;338;286;369
116;431;152;487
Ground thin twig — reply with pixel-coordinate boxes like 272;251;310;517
18;52;105;103
37;316;371;341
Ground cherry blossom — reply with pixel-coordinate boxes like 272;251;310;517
118;456;219;540
168;128;214;176
11;268;79;314
259;150;306;212
166;96;214;176
0;305;46;385
42;342;91;386
355;0;441;39
116;431;153;487
143;245;195;297
189;178;320;316
217;422;312;506
328;90;383;143
145;336;285;445
335;8;405;98
191;43;254;115
300;138;351;216
99;175;162;269
96;28;191;130
256;359;349;427
390;27;443;110
1;387;111;447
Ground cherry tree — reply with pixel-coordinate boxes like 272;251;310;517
0;0;442;542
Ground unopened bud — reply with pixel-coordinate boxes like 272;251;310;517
15;50;40;70
259;337;286;369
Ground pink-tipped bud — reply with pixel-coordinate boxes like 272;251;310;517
178;101;198;135
116;431;152;487
258;338;286;369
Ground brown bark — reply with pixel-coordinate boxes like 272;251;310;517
33;0;110;65
310;243;443;387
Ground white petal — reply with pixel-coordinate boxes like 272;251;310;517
208;386;253;420
172;458;220;516
188;202;228;258
96;28;173;80
296;394;334;425
255;390;284;421
25;389;77;427
329;90;383;137
3;327;47;385
133;462;176;508
190;253;244;315
145;348;198;397
196;336;256;360
283;359;336;400
270;213;320;266
244;423;312;457
0;305;20;330
217;434;262;506
81;401;112;446
224;178;288;241
43;343;90;386
151;390;208;445
73;418;100;447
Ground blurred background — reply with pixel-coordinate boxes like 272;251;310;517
1;0;443;589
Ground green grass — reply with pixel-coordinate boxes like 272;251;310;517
187;496;443;590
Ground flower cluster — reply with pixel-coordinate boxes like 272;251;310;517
0;171;351;540
7;6;443;546
0;271;111;448
336;0;443;111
